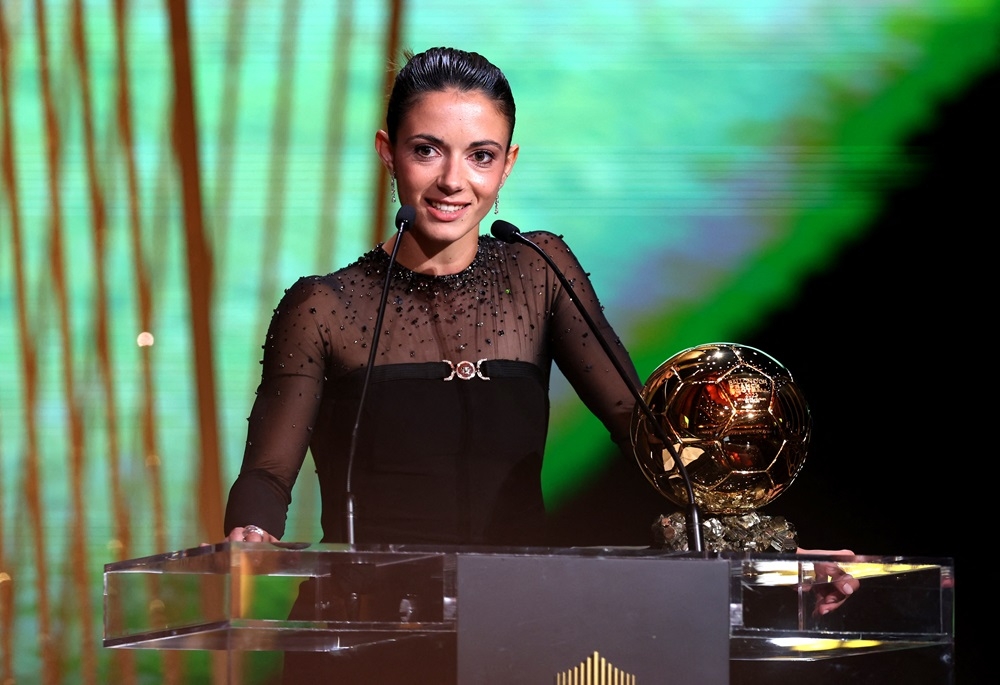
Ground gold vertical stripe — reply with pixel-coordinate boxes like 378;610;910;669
164;0;223;544
116;4;181;683
70;1;114;679
370;0;406;247
31;0;78;680
164;1;226;682
107;0;149;681
112;0;164;556
0;9;35;684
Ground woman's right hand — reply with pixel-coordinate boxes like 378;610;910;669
227;525;279;543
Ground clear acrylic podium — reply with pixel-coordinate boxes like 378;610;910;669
104;543;954;684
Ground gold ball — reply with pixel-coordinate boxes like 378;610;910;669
631;343;810;515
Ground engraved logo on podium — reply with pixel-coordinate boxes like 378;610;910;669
555;651;636;684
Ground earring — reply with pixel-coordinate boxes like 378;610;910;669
494;192;500;215
390;175;397;203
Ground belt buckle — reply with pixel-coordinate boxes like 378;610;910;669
443;359;490;381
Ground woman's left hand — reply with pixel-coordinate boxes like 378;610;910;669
797;548;861;616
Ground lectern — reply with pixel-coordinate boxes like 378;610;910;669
104;544;954;684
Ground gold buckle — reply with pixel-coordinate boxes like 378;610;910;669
443;359;490;381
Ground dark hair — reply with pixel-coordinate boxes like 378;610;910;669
385;47;516;146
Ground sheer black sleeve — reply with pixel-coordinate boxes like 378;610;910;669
223;277;332;538
527;231;640;458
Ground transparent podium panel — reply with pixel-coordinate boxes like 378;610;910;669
103;542;456;652
105;544;954;684
728;553;955;685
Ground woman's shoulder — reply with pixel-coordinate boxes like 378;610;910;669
484;229;572;250
522;230;571;249
281;248;384;298
281;273;343;298
484;230;581;271
276;268;359;310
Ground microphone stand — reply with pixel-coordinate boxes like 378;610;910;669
491;220;705;553
344;204;415;547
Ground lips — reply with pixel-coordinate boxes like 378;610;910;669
424;199;473;222
427;200;469;214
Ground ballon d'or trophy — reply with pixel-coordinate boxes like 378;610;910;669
631;343;810;552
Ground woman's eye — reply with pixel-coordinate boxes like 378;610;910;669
471;150;495;164
414;145;436;157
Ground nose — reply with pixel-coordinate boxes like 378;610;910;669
436;156;464;194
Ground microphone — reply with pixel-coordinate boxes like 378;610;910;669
344;204;416;546
490;220;705;553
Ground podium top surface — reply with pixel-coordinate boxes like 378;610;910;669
104;542;954;665
105;540;953;574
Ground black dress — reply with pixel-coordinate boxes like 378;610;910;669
223;231;639;682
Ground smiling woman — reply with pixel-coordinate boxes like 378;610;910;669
374;86;520;271
221;46;641;683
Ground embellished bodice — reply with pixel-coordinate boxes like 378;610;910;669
224;232;638;545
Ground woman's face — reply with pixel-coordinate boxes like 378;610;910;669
376;88;519;247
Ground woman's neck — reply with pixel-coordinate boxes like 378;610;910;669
384;231;480;276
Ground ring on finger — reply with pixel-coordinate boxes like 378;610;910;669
243;524;265;540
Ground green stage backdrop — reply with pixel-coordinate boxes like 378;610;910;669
1;1;997;682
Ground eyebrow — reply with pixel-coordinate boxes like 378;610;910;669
405;133;504;150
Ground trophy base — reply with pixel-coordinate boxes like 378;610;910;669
652;512;798;553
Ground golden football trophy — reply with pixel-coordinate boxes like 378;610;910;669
631;343;810;552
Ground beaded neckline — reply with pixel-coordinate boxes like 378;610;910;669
360;235;498;293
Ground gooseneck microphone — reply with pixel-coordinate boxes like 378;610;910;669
491;220;705;553
344;204;416;546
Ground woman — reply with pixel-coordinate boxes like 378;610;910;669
222;44;642;683
223;46;639;550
